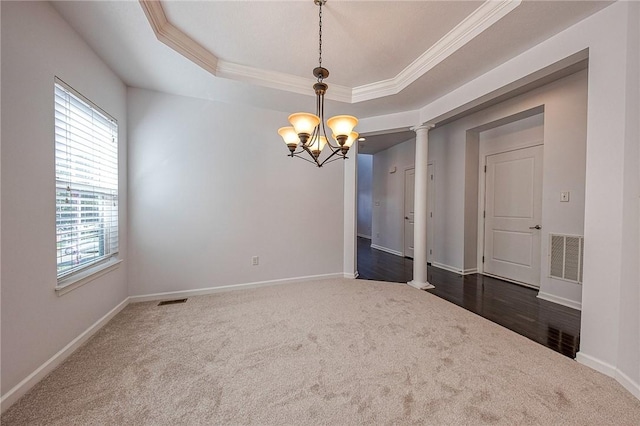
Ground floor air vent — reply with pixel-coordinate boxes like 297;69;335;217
550;234;583;283
158;298;188;306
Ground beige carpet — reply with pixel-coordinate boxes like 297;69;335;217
3;278;640;425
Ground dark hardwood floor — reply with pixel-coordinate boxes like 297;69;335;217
356;237;581;358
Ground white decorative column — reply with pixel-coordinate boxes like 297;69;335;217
408;124;435;290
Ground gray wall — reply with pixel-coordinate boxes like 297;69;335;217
429;70;587;305
357;154;373;239
1;1;128;396
371;138;415;255
369;71;588;308
127;88;345;296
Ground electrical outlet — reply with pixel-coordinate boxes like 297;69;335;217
561;191;570;202
252;256;259;266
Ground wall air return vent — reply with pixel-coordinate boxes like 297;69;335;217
549;234;584;284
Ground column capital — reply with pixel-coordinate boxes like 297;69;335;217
411;123;436;133
411;123;435;133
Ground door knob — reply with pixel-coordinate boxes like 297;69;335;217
529;225;541;230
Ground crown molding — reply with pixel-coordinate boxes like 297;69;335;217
352;0;521;103
139;0;521;104
216;60;352;103
139;0;218;75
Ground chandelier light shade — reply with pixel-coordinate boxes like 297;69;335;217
277;0;359;167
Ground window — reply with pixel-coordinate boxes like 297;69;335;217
55;78;118;282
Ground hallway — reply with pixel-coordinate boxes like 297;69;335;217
356;237;581;358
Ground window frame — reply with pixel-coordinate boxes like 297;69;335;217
54;77;120;293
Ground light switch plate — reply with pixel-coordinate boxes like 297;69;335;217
561;191;570;202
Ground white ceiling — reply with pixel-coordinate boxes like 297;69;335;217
50;0;611;152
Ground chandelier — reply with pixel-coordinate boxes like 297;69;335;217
277;0;358;167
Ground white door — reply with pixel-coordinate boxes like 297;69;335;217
404;169;415;258
484;145;543;287
404;165;435;260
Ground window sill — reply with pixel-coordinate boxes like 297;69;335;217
55;258;123;296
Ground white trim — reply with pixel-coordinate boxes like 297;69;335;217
537;291;582;311
55;259;123;296
576;352;640;400
343;272;357;279
482;272;540;290
353;0;522;102
217;60;352;103
139;0;521;103
370;244;403;257
576;351;616;376
357;233;372;240
128;273;345;303
0;297;130;413
431;261;464;275
139;0;218;75
430;263;479;276
615;368;640;401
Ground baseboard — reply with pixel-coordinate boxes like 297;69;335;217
1;297;130;413
576;352;640;400
576;352;617;377
537;291;582;311
357;233;371;239
129;273;346;303
343;272;357;279
615;368;640;400
482;272;540;290
370;244;403;257
431;262;464;275
462;268;478;275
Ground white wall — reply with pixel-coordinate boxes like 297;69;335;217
616;0;640;395
127;88;345;296
428;125;467;270
1;0;128;399
403;1;639;397
357;154;373;239
371;138;415;255
428;71;587;304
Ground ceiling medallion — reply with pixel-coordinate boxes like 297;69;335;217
277;0;358;167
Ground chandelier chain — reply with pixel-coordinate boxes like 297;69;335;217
318;1;323;80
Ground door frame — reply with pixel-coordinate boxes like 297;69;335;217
403;162;435;260
403;167;415;258
477;140;543;282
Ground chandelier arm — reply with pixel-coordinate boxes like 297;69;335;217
316;145;343;167
325;139;340;149
317;153;345;168
299;141;323;167
316;86;323;120
325;155;347;165
292;152;322;166
317;90;334;147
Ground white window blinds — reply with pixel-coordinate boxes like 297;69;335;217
55;78;118;280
